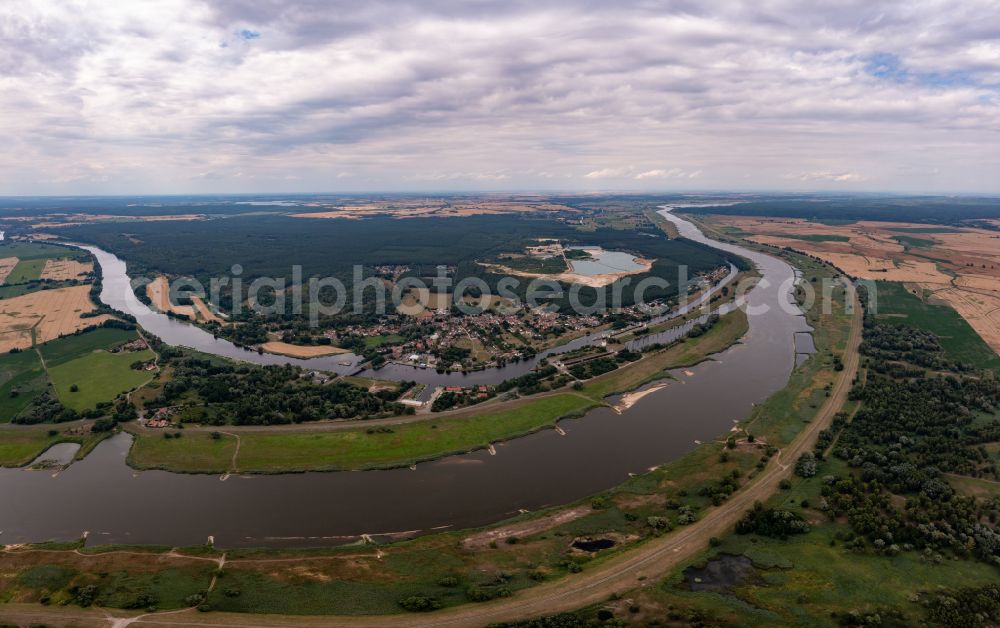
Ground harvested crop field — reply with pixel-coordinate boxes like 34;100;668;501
0;319;35;353
0;285;113;351
706;215;1000;356
146;276;196;318
260;341;349;357
39;259;92;281
0;257;18;284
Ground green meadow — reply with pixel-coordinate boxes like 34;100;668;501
48;349;155;411
129;393;597;473
0;351;49;422
39;327;139;367
4;259;47;283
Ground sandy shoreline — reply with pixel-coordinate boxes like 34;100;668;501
260;341;350;358
612;382;670;413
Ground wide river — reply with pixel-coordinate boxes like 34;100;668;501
0;208;811;548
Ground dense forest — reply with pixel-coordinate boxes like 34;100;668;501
147;347;411;425
812;316;1000;566
68;212;731;314
681;196;1000;225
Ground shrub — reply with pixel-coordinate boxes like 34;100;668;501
398;596;442;612
736;502;810;538
795;452;818;478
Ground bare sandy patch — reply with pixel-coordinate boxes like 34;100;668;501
613;382;670;413
480;255;654;288
462;505;592;549
0;257;19;285
39;259;93;281
191;296;225;324
260;341;350;358
146;276;196;318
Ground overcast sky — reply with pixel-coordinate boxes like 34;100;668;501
1;1;999;195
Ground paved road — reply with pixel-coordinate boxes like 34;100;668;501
0;290;862;628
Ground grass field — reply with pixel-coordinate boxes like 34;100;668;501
0;558;216;610
129;430;238;474
0;281;73;300
0;426;103;467
39;327;139;367
48;349;155;411
4;259;47;284
0;351;49;422
873;280;1000;370
0;242;87;262
129;393;597;473
891;234;935;248
776;233;850;243
0;428;65;466
363;334;405;348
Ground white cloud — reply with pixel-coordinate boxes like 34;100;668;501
584;168;632;179
784;171;867;182
634;168;702;180
0;1;997;193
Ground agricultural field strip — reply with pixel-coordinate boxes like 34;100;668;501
711;215;1000;357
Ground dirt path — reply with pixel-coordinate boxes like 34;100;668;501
0;289;863;628
218;432;241;480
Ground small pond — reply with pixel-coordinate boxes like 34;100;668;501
28;443;81;467
567;246;645;276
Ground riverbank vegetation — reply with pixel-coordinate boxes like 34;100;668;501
124;308;749;474
607;279;1000;626
0;424;108;467
145;346;411;425
130;393;596;473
